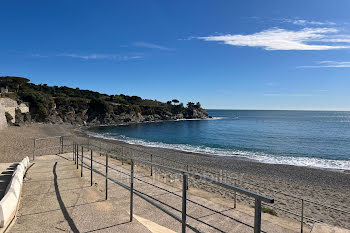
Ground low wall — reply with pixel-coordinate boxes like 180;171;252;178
0;104;7;131
0;98;29;124
0;157;29;230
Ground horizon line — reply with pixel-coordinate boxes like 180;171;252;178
206;108;350;112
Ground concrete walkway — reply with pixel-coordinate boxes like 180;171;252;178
10;155;153;233
11;153;305;233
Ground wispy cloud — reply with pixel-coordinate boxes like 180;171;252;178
263;93;281;96
58;53;142;61
264;93;313;97
196;28;350;50
266;82;277;86
298;61;350;68
31;54;49;58
133;42;173;51
284;19;336;26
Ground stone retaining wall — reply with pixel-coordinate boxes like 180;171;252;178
0;103;7;131
0;98;29;124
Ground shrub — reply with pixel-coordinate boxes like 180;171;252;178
251;205;278;216
5;112;13;123
89;98;112;114
262;206;278;216
19;88;51;121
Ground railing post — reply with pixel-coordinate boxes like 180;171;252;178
186;165;189;190
254;198;262;233
90;149;93;186
182;173;188;233
76;145;79;169
234;180;237;209
73;143;75;162
301;199;304;233
59;137;61;154
150;154;153;176
61;136;64;154
105;153;108;200
121;147;124;165
33;139;36;160
130;160;134;222
81;146;83;177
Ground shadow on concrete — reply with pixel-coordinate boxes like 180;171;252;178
23;185;91;197
53;162;80;233
55;153;71;161
83;221;129;233
24;176;81;183
18;200;104;217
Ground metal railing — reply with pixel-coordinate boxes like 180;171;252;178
31;136;350;232
73;142;274;233
32;136;275;233
33;136;72;159
106;142;350;232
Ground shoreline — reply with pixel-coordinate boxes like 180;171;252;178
78;126;350;187
83;124;350;174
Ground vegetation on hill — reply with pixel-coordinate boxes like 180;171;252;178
0;76;208;125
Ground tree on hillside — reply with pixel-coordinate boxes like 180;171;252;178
0;76;30;92
187;102;195;108
172;99;179;104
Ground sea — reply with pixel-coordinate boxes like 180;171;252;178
87;110;350;170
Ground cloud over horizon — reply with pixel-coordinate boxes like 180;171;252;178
284;19;336;26
298;61;350;68
264;93;313;97
58;53;142;61
196;27;350;50
133;42;173;51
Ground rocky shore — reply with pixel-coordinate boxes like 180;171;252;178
49;107;209;126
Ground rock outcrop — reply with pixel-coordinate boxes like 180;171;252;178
46;102;208;126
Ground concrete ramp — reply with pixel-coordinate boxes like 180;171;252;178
12;153;309;232
10;155;153;232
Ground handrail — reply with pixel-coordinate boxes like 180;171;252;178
81;158;201;233
105;143;350;215
83;144;274;204
73;142;274;233
32;136;350;232
34;136;62;140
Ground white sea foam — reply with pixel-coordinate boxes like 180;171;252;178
174;117;229;121
87;131;350;171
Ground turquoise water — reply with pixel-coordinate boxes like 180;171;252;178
88;110;350;170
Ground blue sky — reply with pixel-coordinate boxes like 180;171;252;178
1;0;350;110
